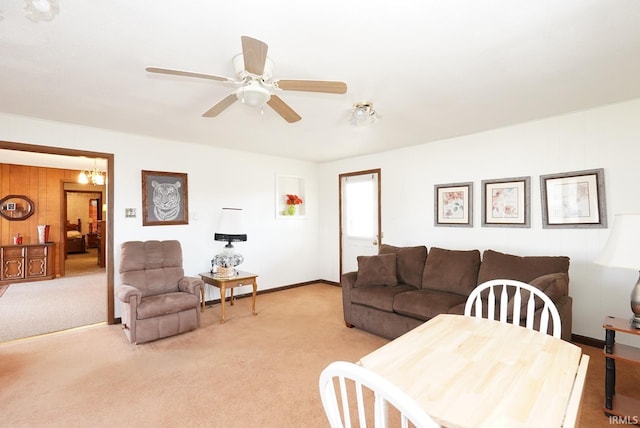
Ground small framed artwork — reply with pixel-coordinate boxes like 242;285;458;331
540;168;607;228
141;170;189;226
434;182;473;227
5;202;16;211
481;176;530;228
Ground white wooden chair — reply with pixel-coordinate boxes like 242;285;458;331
464;279;562;338
319;361;440;428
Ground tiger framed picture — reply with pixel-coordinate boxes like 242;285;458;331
141;170;189;226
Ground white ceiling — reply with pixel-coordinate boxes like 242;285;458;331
1;1;640;163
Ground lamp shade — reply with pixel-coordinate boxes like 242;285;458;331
595;214;640;270
214;208;247;243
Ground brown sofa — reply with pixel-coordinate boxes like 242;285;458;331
342;245;572;341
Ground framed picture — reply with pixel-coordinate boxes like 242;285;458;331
481;176;530;228
434;182;473;227
540;168;607;228
5;202;16;211
142;170;189;226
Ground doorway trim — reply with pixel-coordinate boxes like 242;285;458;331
338;168;382;278
0;140;115;324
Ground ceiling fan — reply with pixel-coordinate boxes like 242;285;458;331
146;36;348;123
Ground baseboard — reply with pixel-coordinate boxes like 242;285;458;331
201;279;339;309
571;333;605;349
116;282;606;349
113;280;339;325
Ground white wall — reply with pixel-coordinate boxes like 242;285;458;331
319;98;640;344
3;97;639;343
0;113;320;318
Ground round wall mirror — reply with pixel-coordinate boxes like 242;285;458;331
0;195;35;221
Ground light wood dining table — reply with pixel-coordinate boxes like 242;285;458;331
359;314;589;428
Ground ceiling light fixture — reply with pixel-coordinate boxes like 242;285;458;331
351;101;379;126
78;160;105;186
236;81;271;108
24;0;59;22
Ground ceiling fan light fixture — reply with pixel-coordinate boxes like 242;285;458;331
236;81;271;108
351;101;378;126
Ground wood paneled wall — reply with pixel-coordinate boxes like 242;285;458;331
0;163;80;275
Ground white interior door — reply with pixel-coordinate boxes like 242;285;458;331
340;170;381;276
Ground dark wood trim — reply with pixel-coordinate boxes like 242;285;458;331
571;333;605;349
194;280;341;313
338;169;382;279
1;140;115;325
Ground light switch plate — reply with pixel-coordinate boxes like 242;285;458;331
125;208;136;218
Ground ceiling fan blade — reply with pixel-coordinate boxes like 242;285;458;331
202;94;238;117
146;66;234;83
274;80;347;94
267;95;301;123
241;36;268;76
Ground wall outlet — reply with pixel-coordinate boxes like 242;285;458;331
125;208;136;218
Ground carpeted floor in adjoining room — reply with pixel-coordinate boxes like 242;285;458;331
0;283;637;427
0;271;107;342
65;248;104;277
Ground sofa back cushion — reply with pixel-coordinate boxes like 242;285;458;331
379;244;427;289
421;247;481;296
120;240;184;297
354;253;398;287
477;249;570;285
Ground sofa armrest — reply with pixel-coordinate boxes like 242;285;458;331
179;276;204;296
530;272;569;299
116;284;142;305
341;271;358;326
555;295;573;342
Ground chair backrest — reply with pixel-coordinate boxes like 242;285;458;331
464;279;562;338
319;361;440;428
119;240;184;297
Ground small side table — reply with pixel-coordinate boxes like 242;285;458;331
200;271;258;323
603;315;640;419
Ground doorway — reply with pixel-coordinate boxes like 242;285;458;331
64;188;105;276
339;169;382;276
0;141;115;325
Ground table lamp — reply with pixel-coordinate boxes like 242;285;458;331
212;208;247;278
596;213;640;328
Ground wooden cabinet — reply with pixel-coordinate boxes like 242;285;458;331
86;232;99;249
0;243;55;284
603;315;640;420
96;220;105;267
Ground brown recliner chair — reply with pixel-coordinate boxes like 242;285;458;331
116;240;203;344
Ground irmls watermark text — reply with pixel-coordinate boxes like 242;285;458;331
609;415;640;425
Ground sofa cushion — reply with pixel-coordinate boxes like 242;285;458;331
394;289;468;321
351;284;416;312
354;253;398;287
506;273;570;318
477;249;570;285
379;244;427;289
421;247;481;296
136;292;199;320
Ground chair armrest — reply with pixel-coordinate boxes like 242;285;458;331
116;284;142;304
179;276;204;296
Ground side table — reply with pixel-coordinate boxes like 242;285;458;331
200;271;258;323
603;315;640;420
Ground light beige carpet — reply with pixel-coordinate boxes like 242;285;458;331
65;248;105;277
0;284;636;427
0;272;107;342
